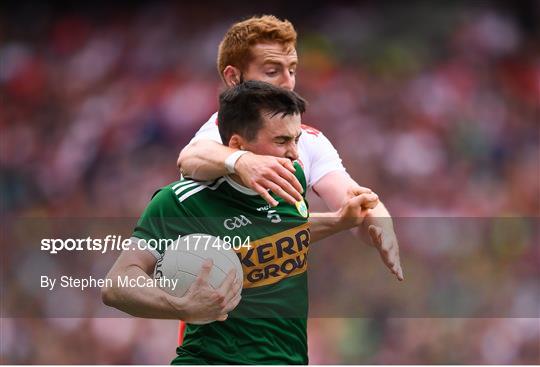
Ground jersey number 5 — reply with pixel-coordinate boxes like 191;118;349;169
267;210;281;223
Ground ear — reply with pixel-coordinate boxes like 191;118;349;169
228;134;246;150
223;66;241;87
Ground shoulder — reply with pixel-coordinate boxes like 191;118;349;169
191;112;221;143
167;177;227;204
298;122;339;160
299;122;335;147
200;112;219;129
301;123;323;138
142;178;227;217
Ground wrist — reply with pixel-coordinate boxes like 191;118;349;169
224;150;250;174
164;292;189;319
334;210;353;232
232;150;254;173
363;212;394;231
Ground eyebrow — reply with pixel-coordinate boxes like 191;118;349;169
274;131;302;141
262;59;298;67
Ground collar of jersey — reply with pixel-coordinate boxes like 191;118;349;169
224;175;260;196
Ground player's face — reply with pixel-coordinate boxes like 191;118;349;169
244;112;301;161
242;43;298;91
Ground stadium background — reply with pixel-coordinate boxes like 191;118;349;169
1;0;539;364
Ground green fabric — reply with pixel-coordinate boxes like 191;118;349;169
133;162;311;364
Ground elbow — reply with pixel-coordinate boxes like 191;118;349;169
178;142;197;173
101;284;115;307
101;276;119;307
177;149;185;170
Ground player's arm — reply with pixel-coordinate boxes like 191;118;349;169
309;191;379;243
102;187;242;321
313;171;403;281
178;139;303;206
102;243;241;322
102;243;188;319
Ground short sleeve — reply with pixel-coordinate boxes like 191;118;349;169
189;112;222;144
132;188;184;259
303;130;348;188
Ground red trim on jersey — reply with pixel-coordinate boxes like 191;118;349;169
214;116;219;126
301;123;320;136
178;320;186;346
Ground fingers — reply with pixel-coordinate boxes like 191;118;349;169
356;193;379;209
396;264;404;281
223;290;242;313
239;156;303;206
216;314;228;322
195;258;213;285
377;233;404;282
387;246;404;281
217;269;236;298
221;274;241;306
265;180;298;206
252;169;303;206
276;159;304;196
269;171;303;203
345;193;378;215
348;185;373;197
368;225;383;246
217;276;242;321
252;183;279;207
279;157;296;173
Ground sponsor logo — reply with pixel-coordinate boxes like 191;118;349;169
223;215;252;230
235;223;311;288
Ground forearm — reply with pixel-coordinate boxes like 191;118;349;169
102;265;187;319
309;212;349;243
178;139;236;181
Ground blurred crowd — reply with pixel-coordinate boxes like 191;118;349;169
1;0;539;364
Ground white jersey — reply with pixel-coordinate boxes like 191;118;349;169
190;112;347;188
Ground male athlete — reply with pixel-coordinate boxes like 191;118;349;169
177;15;403;280
103;81;379;364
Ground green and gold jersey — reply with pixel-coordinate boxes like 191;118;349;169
132;162;310;365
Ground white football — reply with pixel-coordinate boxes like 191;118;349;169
153;234;243;299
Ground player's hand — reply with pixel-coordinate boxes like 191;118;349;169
336;192;379;229
346;184;404;281
180;259;242;323
235;152;303;206
367;224;404;281
344;185;375;204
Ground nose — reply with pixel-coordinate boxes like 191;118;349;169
280;71;295;91
286;142;299;161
